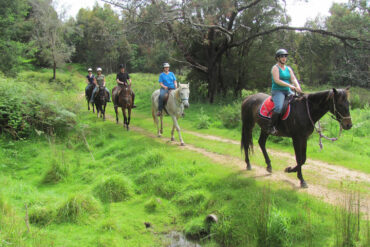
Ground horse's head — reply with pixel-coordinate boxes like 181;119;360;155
329;87;352;130
178;83;190;108
120;84;131;97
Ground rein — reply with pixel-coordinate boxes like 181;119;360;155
175;88;188;105
305;96;343;150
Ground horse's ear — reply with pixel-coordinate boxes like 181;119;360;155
345;86;351;91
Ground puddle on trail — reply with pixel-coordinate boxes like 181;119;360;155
166;231;201;247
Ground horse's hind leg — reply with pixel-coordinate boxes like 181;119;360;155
103;104;106;121
127;107;131;131
171;123;175;141
160;114;163;134
258;130;272;173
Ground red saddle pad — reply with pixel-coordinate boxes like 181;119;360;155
259;96;290;120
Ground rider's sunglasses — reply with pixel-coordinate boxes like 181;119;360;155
279;54;288;58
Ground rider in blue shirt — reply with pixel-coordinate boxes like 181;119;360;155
157;63;177;116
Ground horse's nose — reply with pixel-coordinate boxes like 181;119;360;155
346;123;352;129
184;103;189;108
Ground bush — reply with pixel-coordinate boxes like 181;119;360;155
56;194;101;223
144;197;161;213
218;103;240;129
196;107;211;129
0;77;76;138
93;175;134;203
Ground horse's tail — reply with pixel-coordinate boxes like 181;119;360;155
241;97;255;155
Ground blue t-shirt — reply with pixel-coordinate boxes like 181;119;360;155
159;72;176;89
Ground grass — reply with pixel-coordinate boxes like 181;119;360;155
0;67;369;246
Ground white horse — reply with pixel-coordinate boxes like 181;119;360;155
151;83;190;146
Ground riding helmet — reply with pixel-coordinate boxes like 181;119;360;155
163;62;170;68
88;68;92;72
119;64;125;69
97;67;102;72
275;49;289;58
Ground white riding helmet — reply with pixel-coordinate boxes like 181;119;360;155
88;68;92;72
163;63;170;68
96;67;102;72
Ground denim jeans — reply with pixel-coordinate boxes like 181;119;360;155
271;90;293;113
91;86;111;102
158;88;169;112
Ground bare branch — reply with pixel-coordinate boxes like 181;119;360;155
237;0;263;12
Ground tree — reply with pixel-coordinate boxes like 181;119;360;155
0;0;32;76
104;0;368;102
30;0;74;80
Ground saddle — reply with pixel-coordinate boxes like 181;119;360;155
259;94;294;120
162;89;174;107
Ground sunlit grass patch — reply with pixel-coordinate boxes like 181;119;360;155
93;175;134;203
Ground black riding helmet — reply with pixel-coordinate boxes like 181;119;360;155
119;64;125;69
275;49;289;58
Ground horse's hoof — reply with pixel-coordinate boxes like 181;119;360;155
284;167;291;173
171;137;175;141
246;166;252;171
266;166;272;173
301;181;308;188
158;135;161;138
180;143;185;146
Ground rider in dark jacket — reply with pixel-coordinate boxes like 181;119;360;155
116;64;136;108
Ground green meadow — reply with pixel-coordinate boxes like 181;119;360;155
0;67;369;246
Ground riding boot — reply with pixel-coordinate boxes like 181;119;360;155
267;112;280;134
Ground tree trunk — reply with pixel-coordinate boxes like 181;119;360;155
53;61;56;80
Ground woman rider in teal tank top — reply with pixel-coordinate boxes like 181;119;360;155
268;49;302;134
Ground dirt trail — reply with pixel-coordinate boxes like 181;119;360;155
185;130;370;184
92;109;370;213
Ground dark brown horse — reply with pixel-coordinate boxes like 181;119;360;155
94;86;109;120
112;84;132;130
241;88;352;188
85;84;95;112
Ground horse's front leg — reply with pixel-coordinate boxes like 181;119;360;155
172;116;184;146
258;130;272;173
122;107;127;129
284;137;307;188
160;114;163;134
114;106;119;124
103;104;106;121
171;124;175;141
127;107;131;131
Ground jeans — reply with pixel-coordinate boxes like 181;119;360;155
158;88;174;112
271;90;293;113
91;86;111;102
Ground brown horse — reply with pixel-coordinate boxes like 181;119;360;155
85;84;95;112
94;86;109;120
112;84;132;130
241;88;352;188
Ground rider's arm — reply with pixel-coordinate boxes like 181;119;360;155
288;67;302;93
174;80;177;89
103;77;106;87
93;77;98;86
86;77;89;84
272;66;296;91
159;82;168;89
128;78;132;86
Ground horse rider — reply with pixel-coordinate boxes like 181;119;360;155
116;64;136;108
269;48;302;134
85;68;95;94
90;67;111;103
157;62;177;116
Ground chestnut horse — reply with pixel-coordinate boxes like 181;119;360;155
241;88;352;188
112;84;132;130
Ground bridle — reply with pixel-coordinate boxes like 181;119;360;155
176;87;189;105
305;93;350;149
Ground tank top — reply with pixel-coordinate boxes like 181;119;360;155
96;74;105;86
271;65;291;91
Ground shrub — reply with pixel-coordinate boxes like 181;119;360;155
144;197;161;213
196;107;211;129
93;175;133;203
218;103;240;129
0;77;76;138
56;194;101;223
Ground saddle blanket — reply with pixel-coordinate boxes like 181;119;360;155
259;96;290;120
